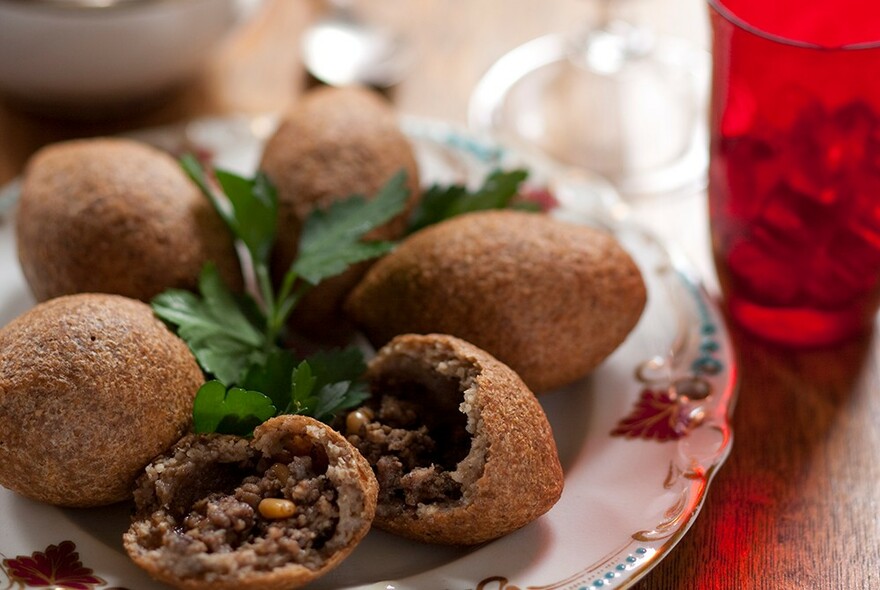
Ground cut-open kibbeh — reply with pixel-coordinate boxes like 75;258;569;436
345;210;648;392
260;85;420;339
15;137;242;303
124;414;378;590
0;293;203;507
342;333;563;545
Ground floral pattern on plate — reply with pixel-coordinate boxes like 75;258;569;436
1;541;129;590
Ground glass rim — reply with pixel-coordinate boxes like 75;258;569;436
708;0;880;51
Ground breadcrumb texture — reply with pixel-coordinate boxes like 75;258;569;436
16;137;242;302
346;210;648;392
352;333;564;545
124;415;378;590
0;293;203;507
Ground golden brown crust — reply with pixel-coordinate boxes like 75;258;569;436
16;137;242;302
345;210;647;392
0;293;203;507
259;85;421;340
124;415;378;590
366;333;563;545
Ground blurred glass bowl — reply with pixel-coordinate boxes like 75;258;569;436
0;0;262;117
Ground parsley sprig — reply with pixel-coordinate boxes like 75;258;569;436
154;156;535;436
152;157;409;435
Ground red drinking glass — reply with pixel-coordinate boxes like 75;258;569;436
708;0;880;347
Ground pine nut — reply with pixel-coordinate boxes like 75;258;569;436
258;498;296;519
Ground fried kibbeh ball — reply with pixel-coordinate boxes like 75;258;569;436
260;85;420;340
342;333;563;545
16;137;242;303
124;415;378;590
0;293;203;507
345;210;647;392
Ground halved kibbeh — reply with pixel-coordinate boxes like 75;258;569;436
345;210;647;392
343;333;563;545
124;415;378;590
0;293;203;507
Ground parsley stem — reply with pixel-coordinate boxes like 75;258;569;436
276;268;298;310
264;270;311;347
275;281;311;328
255;264;276;317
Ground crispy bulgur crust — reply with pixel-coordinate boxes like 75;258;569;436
16;137;242;302
0;293;203;507
346;210;647;392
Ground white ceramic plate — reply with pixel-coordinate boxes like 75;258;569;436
0;116;736;590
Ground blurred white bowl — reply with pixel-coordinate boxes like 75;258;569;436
0;0;262;115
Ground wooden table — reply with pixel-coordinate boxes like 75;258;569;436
1;2;878;589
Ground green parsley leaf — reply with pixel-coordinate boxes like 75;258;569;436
292;170;410;285
312;382;358;423
240;347;297;412
289;360;318;416
192;380;277;436
155;161;418;431
407;168;531;234
151;264;265;385
193;345;368;436
306;346;369;390
288;348;369;422
181;156;278;262
213;169;277;265
301;347;370;422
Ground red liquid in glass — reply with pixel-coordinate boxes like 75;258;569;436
709;0;880;347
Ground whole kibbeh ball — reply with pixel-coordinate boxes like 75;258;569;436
16;137;242;303
345;210;647;392
260;85;421;340
0;293;204;507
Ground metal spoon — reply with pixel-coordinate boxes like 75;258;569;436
301;0;413;88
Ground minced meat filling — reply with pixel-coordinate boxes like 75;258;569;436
346;389;470;512
139;452;340;573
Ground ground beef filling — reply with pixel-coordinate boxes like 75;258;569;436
140;447;339;574
345;389;470;515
